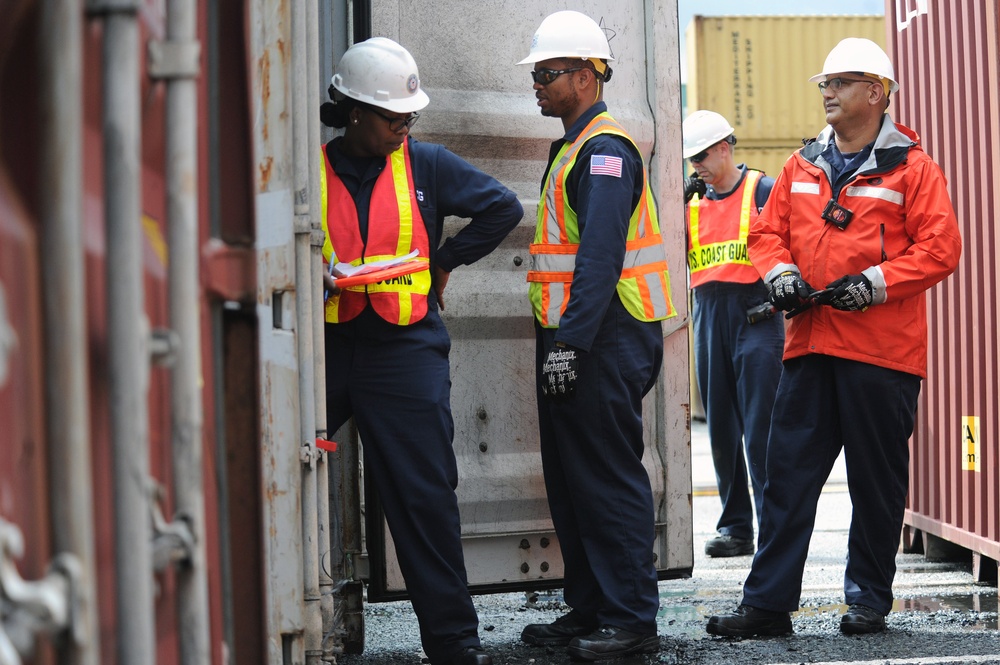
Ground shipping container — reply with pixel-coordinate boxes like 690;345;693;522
887;0;1000;572
0;0;689;662
685;14;886;178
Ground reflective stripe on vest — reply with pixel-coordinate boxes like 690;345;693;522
527;113;676;328
687;170;760;286
320;138;431;325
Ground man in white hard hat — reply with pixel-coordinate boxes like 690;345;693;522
516;10;675;661
320;37;522;665
708;37;961;638
681;110;783;560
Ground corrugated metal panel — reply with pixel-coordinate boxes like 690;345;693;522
0;174;52;603
685;15;886;143
889;1;1000;559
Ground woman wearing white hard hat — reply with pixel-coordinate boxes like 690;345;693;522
320;37;522;665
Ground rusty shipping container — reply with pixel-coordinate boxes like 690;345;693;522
685;14;886;178
887;1;1000;570
0;0;689;662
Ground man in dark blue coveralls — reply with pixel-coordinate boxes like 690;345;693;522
682;109;783;558
516;10;677;662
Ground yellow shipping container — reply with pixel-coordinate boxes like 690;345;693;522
685;15;886;178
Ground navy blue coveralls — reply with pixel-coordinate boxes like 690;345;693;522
324;137;522;663
742;356;919;614
691;166;783;542
535;102;663;635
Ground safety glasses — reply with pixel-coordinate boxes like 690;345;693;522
816;77;872;92
531;67;583;85
689;149;710;164
367;107;420;132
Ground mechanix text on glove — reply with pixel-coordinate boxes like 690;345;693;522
541;346;579;400
824;274;874;311
768;271;813;311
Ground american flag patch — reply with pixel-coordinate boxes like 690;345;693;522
590;154;623;177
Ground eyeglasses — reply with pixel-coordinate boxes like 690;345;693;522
366;107;420;132
689;149;710;164
817;77;873;92
531;67;583;85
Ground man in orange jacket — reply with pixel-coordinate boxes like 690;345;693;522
707;37;961;638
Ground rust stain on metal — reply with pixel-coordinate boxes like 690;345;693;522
259;156;273;191
259;49;270;142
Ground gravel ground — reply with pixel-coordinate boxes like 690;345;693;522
336;490;999;665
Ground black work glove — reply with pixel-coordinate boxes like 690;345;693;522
684;176;707;203
824;274;874;311
768;271;813;311
541;344;579;400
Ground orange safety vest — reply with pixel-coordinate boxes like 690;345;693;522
687;169;762;288
320;138;432;325
527;112;675;328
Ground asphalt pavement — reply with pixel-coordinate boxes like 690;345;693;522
337;420;1000;664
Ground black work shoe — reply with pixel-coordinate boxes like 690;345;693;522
840;604;886;635
704;534;755;557
437;646;493;665
566;625;658;661
706;604;792;637
521;611;596;647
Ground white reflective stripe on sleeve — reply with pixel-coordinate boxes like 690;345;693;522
790;182;821;194
845;186;904;205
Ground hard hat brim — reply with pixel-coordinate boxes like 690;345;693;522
516;51;614;66
376;89;430;114
334;82;430;114
808;70;899;93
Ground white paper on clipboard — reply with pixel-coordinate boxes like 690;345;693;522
333;250;420;278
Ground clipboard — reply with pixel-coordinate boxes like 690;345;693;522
333;261;426;288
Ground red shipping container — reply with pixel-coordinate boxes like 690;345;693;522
887;0;1000;565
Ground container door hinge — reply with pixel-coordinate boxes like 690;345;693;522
346;551;369;583
300;440;320;469
149;327;180;367
147;39;202;80
151;487;196;572
0;517;84;665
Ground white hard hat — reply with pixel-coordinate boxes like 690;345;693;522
682;110;735;159
331;37;430;114
809;37;898;94
517;10;614;65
